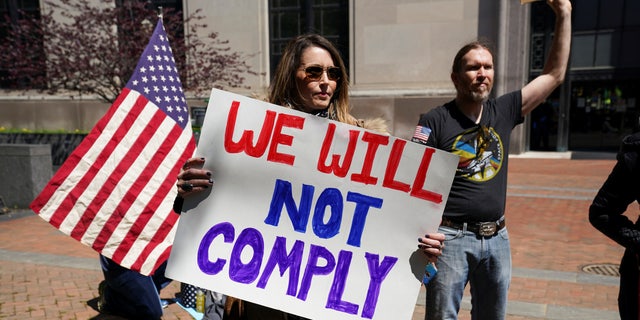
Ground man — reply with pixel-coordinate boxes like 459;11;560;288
589;131;640;320
410;0;572;319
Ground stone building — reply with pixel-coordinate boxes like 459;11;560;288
2;0;639;155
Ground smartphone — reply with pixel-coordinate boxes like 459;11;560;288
423;262;438;285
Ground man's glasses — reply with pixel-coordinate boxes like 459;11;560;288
303;65;341;81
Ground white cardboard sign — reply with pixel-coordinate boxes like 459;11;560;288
166;89;458;320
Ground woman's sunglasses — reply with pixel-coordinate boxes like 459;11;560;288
303;65;341;81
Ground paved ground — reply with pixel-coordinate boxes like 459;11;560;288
0;154;630;319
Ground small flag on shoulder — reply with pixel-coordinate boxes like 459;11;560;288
412;125;432;144
30;19;196;276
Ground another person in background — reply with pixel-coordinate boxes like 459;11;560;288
410;0;572;319
589;132;640;320
531;100;553;150
176;33;446;320
97;254;171;319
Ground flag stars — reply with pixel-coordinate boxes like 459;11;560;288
124;23;190;129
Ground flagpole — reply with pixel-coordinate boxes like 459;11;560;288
157;6;163;19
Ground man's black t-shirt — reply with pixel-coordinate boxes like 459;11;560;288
412;91;523;222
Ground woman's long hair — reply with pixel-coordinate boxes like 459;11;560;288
268;34;356;125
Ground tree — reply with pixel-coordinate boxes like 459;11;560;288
0;0;259;103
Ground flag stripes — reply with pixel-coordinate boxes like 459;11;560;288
31;89;195;275
30;20;197;276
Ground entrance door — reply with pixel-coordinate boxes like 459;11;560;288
569;80;639;152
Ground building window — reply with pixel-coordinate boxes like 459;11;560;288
530;0;640;152
116;0;183;16
571;33;596;68
0;0;43;89
0;0;185;90
268;0;349;77
115;0;184;42
116;0;185;70
532;0;639;71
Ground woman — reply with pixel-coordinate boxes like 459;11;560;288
176;34;445;320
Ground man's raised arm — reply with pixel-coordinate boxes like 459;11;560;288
521;0;572;116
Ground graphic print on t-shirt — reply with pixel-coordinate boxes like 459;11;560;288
451;125;503;182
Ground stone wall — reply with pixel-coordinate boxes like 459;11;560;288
0;144;52;209
0;133;86;167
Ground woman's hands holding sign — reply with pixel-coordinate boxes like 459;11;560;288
177;157;214;198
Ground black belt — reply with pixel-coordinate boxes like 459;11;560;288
441;216;506;237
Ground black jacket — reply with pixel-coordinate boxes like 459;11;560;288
589;132;640;252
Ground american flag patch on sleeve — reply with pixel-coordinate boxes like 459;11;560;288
412;125;432;143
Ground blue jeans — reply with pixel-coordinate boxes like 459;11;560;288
425;225;511;320
99;255;172;319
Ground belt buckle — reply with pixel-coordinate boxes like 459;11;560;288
478;222;497;236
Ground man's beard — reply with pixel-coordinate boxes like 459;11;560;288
470;90;490;103
460;85;490;103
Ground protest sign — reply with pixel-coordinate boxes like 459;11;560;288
166;89;458;319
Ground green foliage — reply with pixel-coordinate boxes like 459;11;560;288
0;127;88;134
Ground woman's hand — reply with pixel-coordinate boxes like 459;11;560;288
418;233;445;263
176;157;214;198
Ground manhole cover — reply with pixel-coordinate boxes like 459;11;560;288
581;263;620;277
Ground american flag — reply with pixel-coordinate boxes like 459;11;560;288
30;19;196;276
412;125;432;144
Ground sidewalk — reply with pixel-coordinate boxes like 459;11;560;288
0;156;627;319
